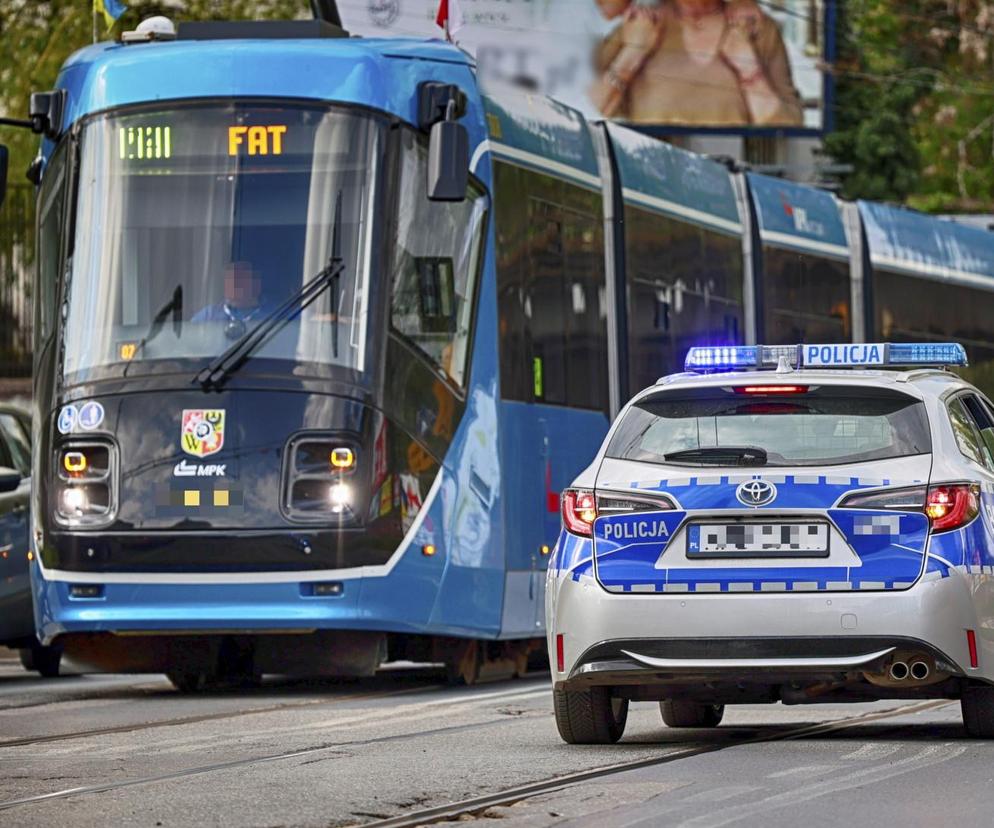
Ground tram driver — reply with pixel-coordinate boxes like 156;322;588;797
192;260;274;337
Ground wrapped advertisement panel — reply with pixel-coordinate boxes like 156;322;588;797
338;0;830;132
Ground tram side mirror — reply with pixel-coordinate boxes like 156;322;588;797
0;466;21;493
0;145;9;210
427;114;468;203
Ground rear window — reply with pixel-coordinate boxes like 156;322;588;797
607;385;931;467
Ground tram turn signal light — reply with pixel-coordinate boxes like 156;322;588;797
64;451;87;475
330;447;355;470
422;544;437;557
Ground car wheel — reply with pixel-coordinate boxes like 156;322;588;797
961;685;994;737
553;687;628;744
21;644;62;678
660;699;725;728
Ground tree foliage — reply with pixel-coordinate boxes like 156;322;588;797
826;0;994;212
0;0;304;179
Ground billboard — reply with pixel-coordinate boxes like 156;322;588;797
338;0;831;133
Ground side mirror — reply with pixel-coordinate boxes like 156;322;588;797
0;145;8;210
427;119;468;203
0;466;21;493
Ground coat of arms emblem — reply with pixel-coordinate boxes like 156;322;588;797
181;409;225;457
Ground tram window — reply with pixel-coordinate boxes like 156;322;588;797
493;162;609;412
624;205;744;393
872;269;994;398
63;103;382;382
760;248;850;344
36;141;68;342
388;129;487;389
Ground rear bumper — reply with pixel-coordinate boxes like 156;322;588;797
548;567;989;690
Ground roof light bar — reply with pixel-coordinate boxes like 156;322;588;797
684;343;968;373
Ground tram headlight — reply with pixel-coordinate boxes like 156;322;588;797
54;441;117;527
283;436;362;523
329;483;351;513
61;487;87;514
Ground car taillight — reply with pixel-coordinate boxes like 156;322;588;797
925;484;979;533
561;488;597;536
733;385;809;394
839;485;927;511
839;482;979;533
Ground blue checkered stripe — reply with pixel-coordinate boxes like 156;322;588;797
593;509;929;593
619;474;914;510
588;473;931;593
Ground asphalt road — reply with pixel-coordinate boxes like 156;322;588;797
1;655;992;827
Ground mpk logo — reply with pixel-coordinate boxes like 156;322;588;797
181;409;225;457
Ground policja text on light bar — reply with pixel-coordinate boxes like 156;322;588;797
684;342;968;373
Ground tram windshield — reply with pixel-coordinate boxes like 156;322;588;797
63;102;382;382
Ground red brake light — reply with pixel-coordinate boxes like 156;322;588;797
561;488;596;536
733;385;808;394
925;484;979;532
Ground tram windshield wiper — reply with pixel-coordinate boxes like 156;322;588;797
663;446;768;466
122;285;182;377
195;192;344;391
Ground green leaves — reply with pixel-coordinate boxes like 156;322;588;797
827;0;994;212
0;0;304;179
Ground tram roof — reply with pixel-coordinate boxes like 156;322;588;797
55;37;477;133
859;200;994;289
747;172;849;260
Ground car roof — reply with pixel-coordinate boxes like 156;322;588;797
636;367;976;404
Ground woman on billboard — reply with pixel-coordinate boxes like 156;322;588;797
590;0;804;126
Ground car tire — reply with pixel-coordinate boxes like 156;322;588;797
20;644;62;678
553;687;628;744
660;700;724;728
961;685;994;737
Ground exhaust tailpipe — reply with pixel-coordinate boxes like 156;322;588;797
889;661;909;681
910;660;930;680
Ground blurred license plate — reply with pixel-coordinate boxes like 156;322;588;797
687;523;829;557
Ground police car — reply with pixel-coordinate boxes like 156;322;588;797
547;343;994;743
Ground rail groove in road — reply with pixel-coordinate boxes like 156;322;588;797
0;683;443;749
362;699;953;828
0;683;550;813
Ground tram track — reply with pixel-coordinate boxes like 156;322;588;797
0;682;552;812
361;699;954;828
0;681;445;749
0;692;950;817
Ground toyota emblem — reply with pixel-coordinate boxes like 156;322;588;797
736;479;777;508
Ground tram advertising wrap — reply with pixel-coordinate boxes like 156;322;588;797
338;0;831;131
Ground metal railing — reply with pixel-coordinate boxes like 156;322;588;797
0;184;34;378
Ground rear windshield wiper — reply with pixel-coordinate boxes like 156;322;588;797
663;446;768;466
195;192;344;391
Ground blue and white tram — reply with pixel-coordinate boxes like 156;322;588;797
4;7;994;688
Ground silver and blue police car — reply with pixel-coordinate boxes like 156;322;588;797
547;343;994;743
